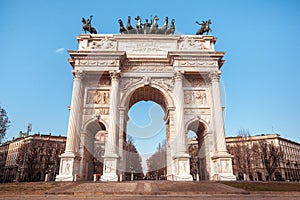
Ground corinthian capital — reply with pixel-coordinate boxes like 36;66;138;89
110;70;121;81
73;70;85;79
174;71;184;81
209;70;221;82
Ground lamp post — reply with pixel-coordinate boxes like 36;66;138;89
130;166;134;181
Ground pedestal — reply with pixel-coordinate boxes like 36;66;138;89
211;152;236;181
100;154;119;181
55;152;81;181
173;153;193;181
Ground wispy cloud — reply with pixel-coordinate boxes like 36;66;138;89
55;48;65;53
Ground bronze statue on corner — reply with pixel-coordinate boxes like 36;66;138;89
82;16;97;34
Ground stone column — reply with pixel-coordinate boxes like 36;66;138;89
56;70;83;181
209;70;226;153
173;72;187;154
65;70;84;153
118;107;126;181
172;71;193;181
101;71;120;181
210;70;236;181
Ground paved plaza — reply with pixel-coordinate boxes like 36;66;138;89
1;181;300;200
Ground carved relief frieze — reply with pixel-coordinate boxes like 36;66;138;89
179;60;216;67
183;76;208;87
82;38;117;50
184;108;210;115
84;108;109;115
119;41;176;55
184;90;207;105
121;64;173;73
152;78;174;91
86;89;110;105
184;108;201;115
77;59;118;66
120;77;143;91
178;37;210;51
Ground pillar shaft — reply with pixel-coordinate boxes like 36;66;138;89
65;70;84;153
210;71;227;152
173;72;186;154
104;71;120;156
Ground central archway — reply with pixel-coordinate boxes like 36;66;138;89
119;85;175;180
126;100;166;180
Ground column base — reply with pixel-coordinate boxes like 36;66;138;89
173;152;193;181
212;173;237;181
55;151;81;182
101;153;119;182
211;151;236;181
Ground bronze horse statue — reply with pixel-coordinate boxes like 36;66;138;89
118;15;175;35
82;16;97;34
196;19;212;35
118;19;127;33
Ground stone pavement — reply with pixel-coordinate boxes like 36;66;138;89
1;181;300;200
45;181;248;196
2;194;300;200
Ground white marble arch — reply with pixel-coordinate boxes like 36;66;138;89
56;34;236;182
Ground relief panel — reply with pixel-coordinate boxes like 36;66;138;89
86;89;110;105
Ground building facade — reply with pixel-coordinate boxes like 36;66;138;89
226;134;300;181
55;34;236;182
0;134;66;182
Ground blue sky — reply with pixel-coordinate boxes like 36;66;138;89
1;0;300;159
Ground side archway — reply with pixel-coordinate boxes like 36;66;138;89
81;119;107;180
186;119;209;181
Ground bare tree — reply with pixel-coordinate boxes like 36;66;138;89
258;140;283;181
146;140;166;180
17;141;38;181
188;142;199;180
0;106;10;144
125;136;143;180
227;129;253;180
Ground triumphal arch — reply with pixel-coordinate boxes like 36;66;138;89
55;32;236;181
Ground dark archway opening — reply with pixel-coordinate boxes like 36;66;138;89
85;120;106;180
187;120;207;181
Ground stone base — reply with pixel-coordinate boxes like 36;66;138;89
211;151;236;181
101;154;119;182
174;174;193;181
100;173;118;182
55;151;81;182
173;152;193;181
55;174;74;182
213;173;236;181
